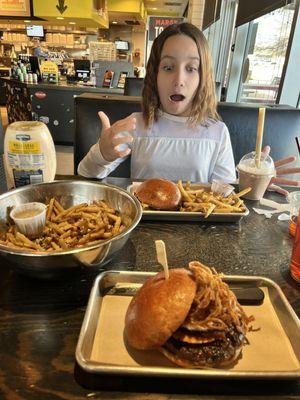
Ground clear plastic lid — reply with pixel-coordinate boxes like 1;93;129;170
238;151;275;175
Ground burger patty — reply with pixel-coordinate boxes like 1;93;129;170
163;326;244;367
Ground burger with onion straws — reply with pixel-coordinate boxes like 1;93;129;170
125;262;253;368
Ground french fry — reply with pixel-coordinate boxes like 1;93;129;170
16;232;41;250
46;198;55;221
178;180;194;202
51;242;61;251
112;216;122;235
234;187;252;198
90;229;105;240
58;237;68;250
205;204;216;218
54;199;65;213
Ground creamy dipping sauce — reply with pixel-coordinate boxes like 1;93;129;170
14;209;42;219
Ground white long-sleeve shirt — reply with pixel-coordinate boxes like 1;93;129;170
78;111;236;183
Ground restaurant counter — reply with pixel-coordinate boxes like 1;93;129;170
1;77;123;145
0;177;299;399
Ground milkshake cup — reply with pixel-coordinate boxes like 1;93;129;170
237;151;275;200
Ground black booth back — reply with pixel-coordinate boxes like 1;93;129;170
74;94;141;177
124;77;144;96
74;94;300;178
217;103;300;166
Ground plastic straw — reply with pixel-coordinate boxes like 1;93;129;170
255;107;266;168
295;137;300;156
155;240;169;280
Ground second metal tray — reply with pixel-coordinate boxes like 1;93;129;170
128;183;249;222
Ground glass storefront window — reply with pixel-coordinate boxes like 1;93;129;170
239;5;295;104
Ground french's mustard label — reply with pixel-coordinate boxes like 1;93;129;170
8;140;41;154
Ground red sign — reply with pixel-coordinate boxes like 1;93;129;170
148;16;184;41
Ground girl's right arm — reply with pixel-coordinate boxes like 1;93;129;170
77;112;136;179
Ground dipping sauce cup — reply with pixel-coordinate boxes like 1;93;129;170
10;202;47;239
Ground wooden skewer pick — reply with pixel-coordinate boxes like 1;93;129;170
255;107;266;168
155;240;169;280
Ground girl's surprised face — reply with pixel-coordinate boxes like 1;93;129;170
157;34;200;117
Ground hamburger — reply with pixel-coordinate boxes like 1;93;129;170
124;262;253;368
135;178;182;210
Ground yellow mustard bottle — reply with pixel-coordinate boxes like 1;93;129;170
4;121;56;189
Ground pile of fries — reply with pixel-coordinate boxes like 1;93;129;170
0;197;132;253
178;180;250;217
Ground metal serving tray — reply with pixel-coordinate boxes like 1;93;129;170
76;270;300;380
127;183;249;222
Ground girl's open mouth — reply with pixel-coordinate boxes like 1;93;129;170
169;94;185;102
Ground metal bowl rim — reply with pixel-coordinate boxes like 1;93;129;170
0;180;142;257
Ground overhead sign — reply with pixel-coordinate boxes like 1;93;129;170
0;0;31;17
148;16;184;41
33;0;108;28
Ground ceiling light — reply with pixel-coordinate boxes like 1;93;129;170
56;17;64;20
24;20;31;23
112;21;118;24
69;21;76;24
151;7;158;10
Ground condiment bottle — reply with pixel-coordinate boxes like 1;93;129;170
4;121;56;189
287;191;300;237
289;208;300;283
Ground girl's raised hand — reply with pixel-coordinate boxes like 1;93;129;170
98;111;136;162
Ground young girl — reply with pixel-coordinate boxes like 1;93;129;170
78;22;236;183
78;23;300;192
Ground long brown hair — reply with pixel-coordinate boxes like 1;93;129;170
142;22;219;127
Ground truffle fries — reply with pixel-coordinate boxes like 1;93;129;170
0;197;132;253
178;180;248;217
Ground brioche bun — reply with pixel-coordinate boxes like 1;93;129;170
124;268;196;350
135;178;182;210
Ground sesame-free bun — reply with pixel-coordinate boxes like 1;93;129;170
124;269;196;350
135;178;182;210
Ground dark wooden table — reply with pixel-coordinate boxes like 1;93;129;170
0;177;299;399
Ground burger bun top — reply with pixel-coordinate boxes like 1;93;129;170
124;268;196;350
135;178;182;210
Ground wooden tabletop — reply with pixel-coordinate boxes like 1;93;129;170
0;177;299;399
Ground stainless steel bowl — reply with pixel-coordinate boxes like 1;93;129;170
0;180;142;278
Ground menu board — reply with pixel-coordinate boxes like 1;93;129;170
0;0;31;17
